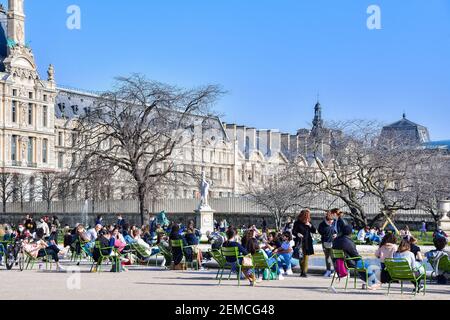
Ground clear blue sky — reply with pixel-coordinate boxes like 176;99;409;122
15;0;450;140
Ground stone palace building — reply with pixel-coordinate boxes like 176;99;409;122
0;0;445;204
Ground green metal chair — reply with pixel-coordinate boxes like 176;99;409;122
330;249;369;290
170;239;198;270
156;243;172;267
220;246;253;287
90;241;120;273
430;254;450;282
252;251;279;280
70;237;92;263
210;249;230;280
384;258;426;296
130;242;157;266
24;249;52;270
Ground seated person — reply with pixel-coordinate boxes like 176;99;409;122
156;232;171;268
366;228;381;244
207;230;225;251
433;229;448;240
185;226;202;267
48;224;70;258
92;230;122;272
425;236;449;284
394;239;426;292
356;227;367;243
407;236;424;262
131;228;158;256
222;228;255;286
111;227;129;253
262;231;281;255
87;224;102;242
375;232;398;284
332;225;381;290
169;224;189;268
272;232;294;276
22;238;65;271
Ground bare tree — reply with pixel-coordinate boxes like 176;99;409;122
39;172;68;213
304;120;381;228
414;152;450;228
246;164;315;230
0;171;14;213
13;174;31;213
75;74;222;225
299;119;442;229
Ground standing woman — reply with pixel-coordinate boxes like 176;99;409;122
293;209;317;278
331;208;348;237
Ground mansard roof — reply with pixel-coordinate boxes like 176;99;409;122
55;87;230;142
384;114;428;130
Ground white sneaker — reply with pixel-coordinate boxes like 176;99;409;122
285;269;293;276
324;270;332;277
57;266;65;272
278;274;284;280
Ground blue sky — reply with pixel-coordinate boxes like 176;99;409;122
14;0;450;140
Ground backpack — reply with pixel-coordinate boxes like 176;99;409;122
335;258;348;278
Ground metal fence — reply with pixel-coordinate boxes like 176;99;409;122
1;195;429;217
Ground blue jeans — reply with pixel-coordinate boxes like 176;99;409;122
278;253;293;271
357;260;378;286
267;256;280;274
367;234;381;244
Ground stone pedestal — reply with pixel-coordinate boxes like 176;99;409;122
438;200;450;233
195;205;215;242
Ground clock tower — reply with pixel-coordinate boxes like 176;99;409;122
7;0;25;45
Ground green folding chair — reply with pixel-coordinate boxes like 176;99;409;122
90;241;120;273
156;243;172;267
210;249;230;280
430;254;450;282
330;249;369;290
384;258;426;296
252;251;279;280
170;239;198;270
130;242;156;266
24;249;53;270
220;246;253;287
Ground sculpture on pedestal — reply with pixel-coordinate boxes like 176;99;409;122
199;171;210;209
196;171;214;240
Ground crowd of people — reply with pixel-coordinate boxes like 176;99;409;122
0;209;449;290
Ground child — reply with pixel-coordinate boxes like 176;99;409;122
274;231;294;275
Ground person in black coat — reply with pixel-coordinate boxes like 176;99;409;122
332;225;380;290
169;224;189;267
292;209;317;277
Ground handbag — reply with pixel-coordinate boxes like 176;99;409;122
242;255;253;267
323;242;333;249
293;238;304;260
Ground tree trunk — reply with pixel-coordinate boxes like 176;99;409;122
138;183;147;226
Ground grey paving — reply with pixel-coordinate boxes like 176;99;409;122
0;260;448;300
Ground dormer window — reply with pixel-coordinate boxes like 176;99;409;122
12;89;17;96
71;105;79;114
43;94;48;102
29;92;33;99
